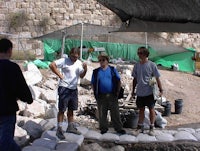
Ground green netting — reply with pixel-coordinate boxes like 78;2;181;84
154;49;195;72
64;39;146;62
42;38;195;73
43;39;62;61
33;59;51;69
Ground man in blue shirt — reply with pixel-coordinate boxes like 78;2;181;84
91;53;126;135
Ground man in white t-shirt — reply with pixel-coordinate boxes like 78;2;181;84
49;47;87;140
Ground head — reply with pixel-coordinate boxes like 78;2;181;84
98;52;109;67
0;38;13;59
69;47;80;62
137;46;149;57
0;38;13;53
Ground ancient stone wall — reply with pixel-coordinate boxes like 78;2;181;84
0;0;199;56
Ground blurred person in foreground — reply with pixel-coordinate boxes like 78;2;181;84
49;47;87;140
91;53;126;135
0;38;33;151
132;46;163;136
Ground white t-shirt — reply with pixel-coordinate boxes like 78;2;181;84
55;57;84;89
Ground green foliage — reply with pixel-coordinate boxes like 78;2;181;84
11;50;36;60
39;17;49;29
9;11;28;29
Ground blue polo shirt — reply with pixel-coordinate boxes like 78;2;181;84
91;66;120;94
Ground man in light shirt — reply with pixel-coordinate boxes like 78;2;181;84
49;47;87;140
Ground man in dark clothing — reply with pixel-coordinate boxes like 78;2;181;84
0;38;33;151
91;53;126;135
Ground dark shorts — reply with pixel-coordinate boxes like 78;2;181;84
58;86;78;112
136;94;156;109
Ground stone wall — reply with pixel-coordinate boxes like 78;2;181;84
0;0;200;56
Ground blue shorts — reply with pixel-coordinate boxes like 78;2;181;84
58;86;78;112
136;94;156;109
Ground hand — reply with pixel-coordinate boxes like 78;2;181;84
59;74;64;80
82;62;87;71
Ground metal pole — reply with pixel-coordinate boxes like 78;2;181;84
80;22;84;60
145;32;148;48
61;31;66;57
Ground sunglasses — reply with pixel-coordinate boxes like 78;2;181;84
70;55;79;59
99;59;106;62
137;52;144;55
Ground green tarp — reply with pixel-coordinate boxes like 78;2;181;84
41;39;195;72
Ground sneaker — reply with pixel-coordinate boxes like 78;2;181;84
56;127;65;140
66;124;81;135
133;125;144;136
116;129;126;135
149;126;155;136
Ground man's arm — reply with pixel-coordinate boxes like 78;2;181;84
16;65;33;104
80;62;87;78
156;77;163;96
49;62;63;79
132;78;137;97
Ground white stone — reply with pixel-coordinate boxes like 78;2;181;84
174;131;198;141
100;133;120;142
64;133;84;146
136;133;157;142
32;138;57;150
118;134;137;144
22;120;44;139
44;104;58;119
177;128;196;134
26;99;46;118
43;79;58;90
156;132;174;142
22;146;51;151
84;130;102;140
28;85;42;100
193;132;200;141
40;89;57;103
77;126;89;135
23;62;42;85
15;125;30;147
56;142;79;151
41;130;57;141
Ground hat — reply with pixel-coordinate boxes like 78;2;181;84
98;52;109;61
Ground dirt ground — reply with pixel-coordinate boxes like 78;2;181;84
158;68;200;129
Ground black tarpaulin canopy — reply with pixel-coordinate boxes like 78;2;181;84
97;0;200;33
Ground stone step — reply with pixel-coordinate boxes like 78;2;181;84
22;127;200;151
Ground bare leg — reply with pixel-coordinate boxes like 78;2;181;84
149;107;155;125
56;111;65;139
148;107;156;136
138;107;145;125
57;111;64;123
67;110;74;123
